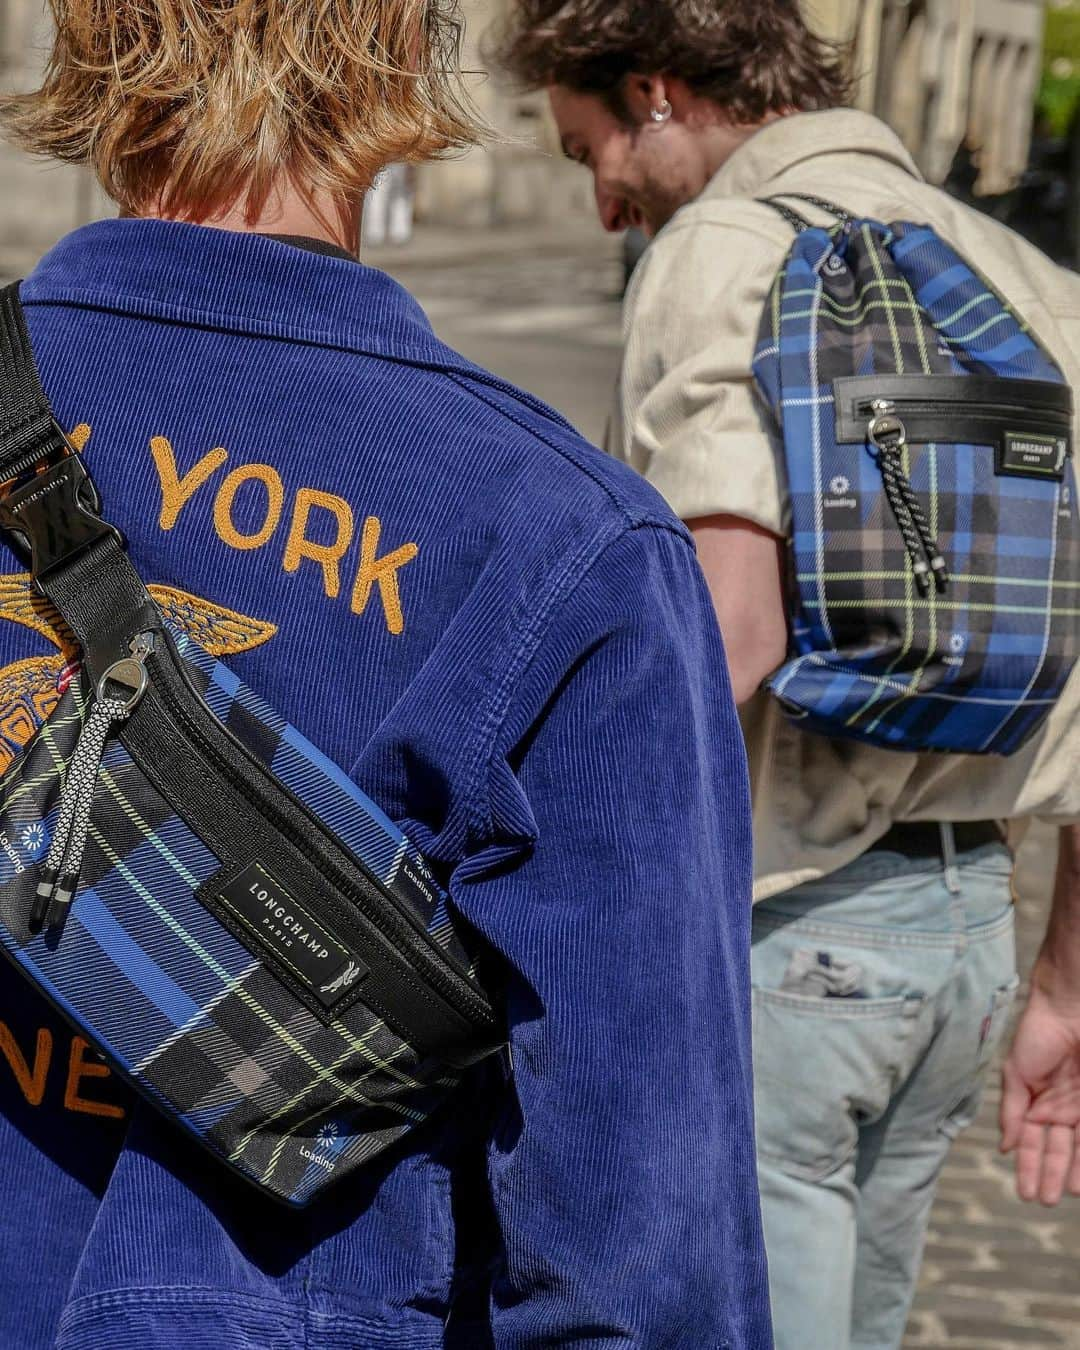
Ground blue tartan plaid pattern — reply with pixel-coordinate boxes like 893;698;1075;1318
753;216;1080;754
0;628;488;1206
172;628;472;972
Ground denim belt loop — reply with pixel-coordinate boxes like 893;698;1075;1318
940;821;962;896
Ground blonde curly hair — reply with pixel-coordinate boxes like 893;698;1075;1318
0;0;483;221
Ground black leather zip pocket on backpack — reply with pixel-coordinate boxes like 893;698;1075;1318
833;374;1074;480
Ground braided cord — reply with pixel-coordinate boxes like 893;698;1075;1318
880;449;933;597
896;475;950;591
37;694;129;929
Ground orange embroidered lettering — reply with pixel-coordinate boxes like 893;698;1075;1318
64;1036;126;1120
68;424;92;453
350;516;418;637
138;436;420;635
152;437;229;532
213;464;285;551
283;490;355;599
0;1022;51;1106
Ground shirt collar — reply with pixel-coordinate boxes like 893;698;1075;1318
702;108;924;203
21;217;479;378
261;233;359;264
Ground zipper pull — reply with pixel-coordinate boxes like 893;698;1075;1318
867;400;950;598
868;401;930;594
867;398;907;453
31;634;154;936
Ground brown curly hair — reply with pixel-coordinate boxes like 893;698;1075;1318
492;0;851;123
0;0;484;222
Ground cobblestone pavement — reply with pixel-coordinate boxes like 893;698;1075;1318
377;228;1080;1350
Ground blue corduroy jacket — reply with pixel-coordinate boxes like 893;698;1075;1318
0;220;770;1349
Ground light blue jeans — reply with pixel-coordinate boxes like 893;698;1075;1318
752;836;1018;1350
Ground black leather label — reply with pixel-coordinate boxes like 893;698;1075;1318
216;862;368;1008
999;432;1069;481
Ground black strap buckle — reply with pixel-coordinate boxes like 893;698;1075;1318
0;433;122;582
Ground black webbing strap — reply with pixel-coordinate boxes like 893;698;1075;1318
0;283;160;683
41;536;163;685
0;284;70;481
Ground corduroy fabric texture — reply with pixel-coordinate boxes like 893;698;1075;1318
0;220;769;1349
752;214;1080;754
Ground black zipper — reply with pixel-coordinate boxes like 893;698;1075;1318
134;633;499;1038
833;374;1074;448
854;396;1073;425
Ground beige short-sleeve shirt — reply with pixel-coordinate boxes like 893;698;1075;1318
611;109;1080;900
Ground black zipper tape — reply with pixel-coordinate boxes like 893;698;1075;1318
833;374;1074;461
152;634;497;1028
126;690;489;1059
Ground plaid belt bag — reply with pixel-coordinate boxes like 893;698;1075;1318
0;285;502;1206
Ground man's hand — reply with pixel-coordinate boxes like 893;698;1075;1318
1001;824;1080;1205
1002;981;1080;1204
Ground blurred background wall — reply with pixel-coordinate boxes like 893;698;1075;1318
419;0;1058;229
1;1;1077;248
0;0;111;264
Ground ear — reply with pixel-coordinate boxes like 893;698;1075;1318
620;73;671;126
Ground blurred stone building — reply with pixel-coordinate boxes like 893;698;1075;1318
0;0;1053;255
811;0;1046;194
0;0;591;252
415;0;592;226
0;0;111;262
425;0;1050;223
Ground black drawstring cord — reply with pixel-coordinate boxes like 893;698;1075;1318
879;447;932;596
896;468;949;594
878;448;949;597
869;402;950;598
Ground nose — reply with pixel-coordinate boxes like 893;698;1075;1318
596;184;628;235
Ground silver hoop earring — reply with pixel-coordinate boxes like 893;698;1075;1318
650;99;672;125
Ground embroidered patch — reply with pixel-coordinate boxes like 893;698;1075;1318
0;573;278;773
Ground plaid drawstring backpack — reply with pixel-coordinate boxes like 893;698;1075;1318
752;194;1080;755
